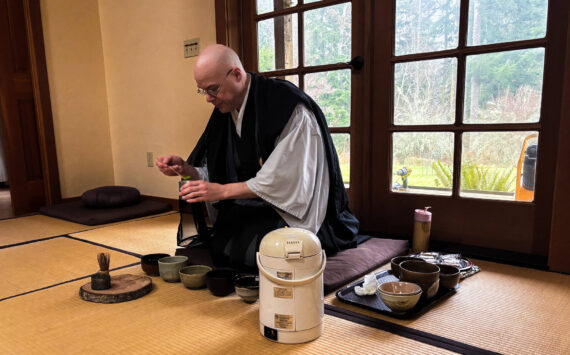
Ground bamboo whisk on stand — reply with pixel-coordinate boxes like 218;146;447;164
97;252;110;275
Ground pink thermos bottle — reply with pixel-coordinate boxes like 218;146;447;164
412;207;432;252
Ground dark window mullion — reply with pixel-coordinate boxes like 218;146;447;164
329;127;350;134
255;0;350;21
258;63;352;77
391;38;547;64
389;123;541;132
298;4;305;90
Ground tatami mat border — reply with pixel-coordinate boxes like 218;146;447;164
0;262;140;302
64;235;143;258
0;234;143;259
0;234;145;302
0;234;63;249
325;304;499;355
0;211;177;249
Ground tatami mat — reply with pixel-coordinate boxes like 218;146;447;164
325;260;570;355
0;265;455;355
0;237;139;300
0;215;88;246
69;213;184;256
0;212;176;248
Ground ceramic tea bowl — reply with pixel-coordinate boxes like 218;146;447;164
377;281;422;312
158;256;188;282
206;268;240;297
437;264;461;289
399;260;440;298
179;265;212;289
390;256;426;278
141;253;170;276
234;275;259;304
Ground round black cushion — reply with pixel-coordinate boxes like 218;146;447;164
81;186;141;209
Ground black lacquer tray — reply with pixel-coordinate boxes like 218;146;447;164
336;270;457;319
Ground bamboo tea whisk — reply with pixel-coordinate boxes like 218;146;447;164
97;252;110;275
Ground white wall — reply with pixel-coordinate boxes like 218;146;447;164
41;0;217;198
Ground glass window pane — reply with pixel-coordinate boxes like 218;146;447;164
332;134;350;185
392;132;454;196
305;70;350;127
394;58;457;125
464;48;544;124
395;0;460;56
258;14;298;72
460;132;538;201
304;3;351;66
467;0;548;46
257;0;298;15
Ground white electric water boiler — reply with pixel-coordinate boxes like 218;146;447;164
256;227;326;344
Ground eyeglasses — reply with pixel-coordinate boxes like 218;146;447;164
197;69;233;97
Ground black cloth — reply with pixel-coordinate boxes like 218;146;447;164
187;73;368;266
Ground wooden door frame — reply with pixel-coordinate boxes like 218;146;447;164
0;0;61;212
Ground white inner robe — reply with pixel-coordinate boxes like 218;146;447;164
197;79;330;234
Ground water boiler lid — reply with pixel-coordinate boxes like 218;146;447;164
259;227;322;259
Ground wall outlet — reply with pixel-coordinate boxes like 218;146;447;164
146;152;154;167
184;38;200;58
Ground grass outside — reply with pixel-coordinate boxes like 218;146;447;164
393;163;517;192
339;163;516;193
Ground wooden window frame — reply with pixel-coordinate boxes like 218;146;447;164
237;0;369;210
216;0;570;271
369;0;570;264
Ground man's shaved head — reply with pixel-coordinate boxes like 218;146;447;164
194;44;244;81
194;44;249;113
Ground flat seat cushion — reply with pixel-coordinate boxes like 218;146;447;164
175;237;408;295
40;199;171;226
323;237;408;294
81;186;141;208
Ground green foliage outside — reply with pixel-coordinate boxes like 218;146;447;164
392;160;515;193
256;0;546;191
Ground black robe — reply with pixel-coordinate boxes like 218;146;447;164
187;73;368;267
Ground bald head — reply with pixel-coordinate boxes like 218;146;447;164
194;44;244;80
194;44;249;113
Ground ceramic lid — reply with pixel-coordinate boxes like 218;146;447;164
259;227;322;259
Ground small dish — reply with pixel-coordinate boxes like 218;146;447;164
141;253;170;276
180;265;212;289
234;275;259;304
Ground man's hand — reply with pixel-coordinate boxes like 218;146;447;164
155;155;186;176
180;180;225;203
180;180;257;203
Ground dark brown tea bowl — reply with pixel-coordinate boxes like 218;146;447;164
390;256;426;278
206;268;240;297
437;264;461;289
399;260;440;299
141;253;170;276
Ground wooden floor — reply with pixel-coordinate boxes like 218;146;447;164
1;213;569;354
0;187;14;220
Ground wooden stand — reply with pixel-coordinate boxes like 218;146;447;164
79;274;152;304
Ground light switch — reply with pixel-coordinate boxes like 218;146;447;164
146;152;154;167
184;38;200;58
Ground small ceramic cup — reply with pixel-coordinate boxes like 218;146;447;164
158;256;188;282
234;275;259;304
206;268;240;297
179;265;212;289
